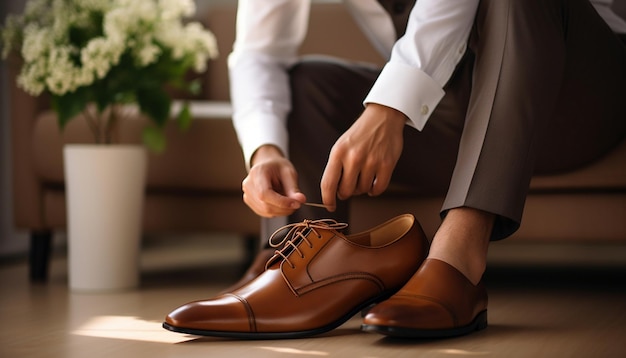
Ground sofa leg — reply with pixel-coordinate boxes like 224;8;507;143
30;230;52;282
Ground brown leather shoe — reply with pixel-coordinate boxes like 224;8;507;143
163;214;429;339
362;258;488;338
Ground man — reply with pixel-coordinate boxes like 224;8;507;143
164;0;626;338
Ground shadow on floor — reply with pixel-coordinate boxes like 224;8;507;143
483;263;626;292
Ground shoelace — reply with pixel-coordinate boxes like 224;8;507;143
267;219;348;269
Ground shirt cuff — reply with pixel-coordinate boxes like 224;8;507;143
364;61;445;131
234;115;289;171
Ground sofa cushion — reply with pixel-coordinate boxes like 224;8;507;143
32;101;626;194
32;103;247;192
529;138;626;190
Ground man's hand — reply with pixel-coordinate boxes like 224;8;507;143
321;103;406;211
242;145;307;217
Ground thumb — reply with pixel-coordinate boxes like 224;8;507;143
286;186;307;205
282;177;307;205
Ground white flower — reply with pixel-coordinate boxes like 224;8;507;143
23;0;51;20
81;37;124;79
134;39;161;67
45;46;77;94
158;0;196;20
185;22;219;72
17;60;47;96
2;0;220;150
20;25;51;63
2;0;219;96
75;0;110;12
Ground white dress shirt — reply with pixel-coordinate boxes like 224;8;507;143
229;0;625;169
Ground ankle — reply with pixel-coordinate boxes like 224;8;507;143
427;251;486;286
427;207;494;285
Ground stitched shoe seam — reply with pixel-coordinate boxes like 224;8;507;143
295;272;386;296
225;293;257;333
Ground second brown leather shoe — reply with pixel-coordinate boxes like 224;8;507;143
163;214;429;339
362;258;488;338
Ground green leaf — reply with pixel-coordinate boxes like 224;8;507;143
136;86;171;128
52;90;88;129
176;102;192;132
142;126;166;154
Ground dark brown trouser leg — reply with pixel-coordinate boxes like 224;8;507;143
443;0;626;239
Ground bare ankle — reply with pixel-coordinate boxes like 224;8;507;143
427;207;494;285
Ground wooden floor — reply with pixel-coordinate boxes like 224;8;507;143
1;235;626;358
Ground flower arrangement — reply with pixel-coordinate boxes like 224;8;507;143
1;0;219;152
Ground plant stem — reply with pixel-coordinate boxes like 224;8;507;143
104;105;118;145
82;105;101;144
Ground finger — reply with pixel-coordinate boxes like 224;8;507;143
336;161;360;200
245;190;299;217
320;158;342;212
279;166;307;206
355;169;376;196
243;174;298;217
368;168;393;197
262;190;301;213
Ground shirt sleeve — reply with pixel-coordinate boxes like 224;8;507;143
364;0;479;131
228;0;310;170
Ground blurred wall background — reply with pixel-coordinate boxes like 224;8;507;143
0;0;28;257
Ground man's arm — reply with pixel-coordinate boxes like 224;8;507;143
364;0;479;131
322;0;480;208
228;0;311;170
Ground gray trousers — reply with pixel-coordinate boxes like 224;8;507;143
262;0;626;242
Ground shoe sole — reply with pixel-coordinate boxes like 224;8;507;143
361;310;488;338
162;292;395;340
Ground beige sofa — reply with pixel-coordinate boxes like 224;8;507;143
9;2;626;282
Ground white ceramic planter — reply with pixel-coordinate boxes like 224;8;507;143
64;144;147;292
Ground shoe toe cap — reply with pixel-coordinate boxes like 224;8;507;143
165;294;253;332
364;296;455;330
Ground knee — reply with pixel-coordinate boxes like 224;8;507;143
287;57;355;121
288;57;375;134
288;58;337;102
287;60;326;125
